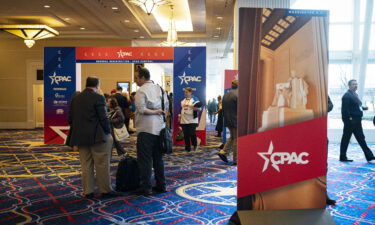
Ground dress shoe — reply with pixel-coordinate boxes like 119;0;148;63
367;157;375;162
326;198;336;206
185;148;191;152
218;153;228;163
100;191;123;198
152;186;167;193
132;188;152;196
339;159;353;162
84;193;95;199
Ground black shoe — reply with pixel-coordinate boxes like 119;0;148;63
326;198;336;205
84;193;95;199
152;186;167;193
133;188;152;196
231;162;237;166
219;144;224;149
185;148;191;152
339;158;353;162
100;191;123;198
218;153;228;163
367;157;375;162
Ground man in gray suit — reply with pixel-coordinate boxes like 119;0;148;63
68;76;120;198
218;80;238;166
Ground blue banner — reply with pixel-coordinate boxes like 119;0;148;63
173;47;206;145
44;47;76;144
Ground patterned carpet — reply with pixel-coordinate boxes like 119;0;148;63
0;129;236;225
0;128;374;225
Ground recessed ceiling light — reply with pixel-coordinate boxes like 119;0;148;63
80;27;85;30
124;19;130;23
140;36;144;38
65;18;70;21
44;5;50;8
112;6;118;10
216;27;221;30
217;16;223;20
134;29;139;32
213;35;219;38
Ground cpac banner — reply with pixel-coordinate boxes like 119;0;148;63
76;47;173;63
44;47;76;144
237;8;329;210
173;47;206;145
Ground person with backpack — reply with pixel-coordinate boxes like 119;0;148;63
133;67;169;196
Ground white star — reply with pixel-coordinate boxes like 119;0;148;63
179;72;188;85
49;72;58;85
258;141;280;172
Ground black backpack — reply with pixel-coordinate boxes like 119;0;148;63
115;155;140;192
159;87;173;154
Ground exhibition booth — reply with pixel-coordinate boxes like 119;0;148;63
43;46;206;146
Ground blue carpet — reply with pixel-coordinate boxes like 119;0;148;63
0;128;374;224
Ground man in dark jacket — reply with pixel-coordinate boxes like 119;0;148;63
68;77;120;198
218;80;238;165
340;79;375;162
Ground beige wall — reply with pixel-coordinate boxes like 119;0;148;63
0;38;131;127
81;63;133;95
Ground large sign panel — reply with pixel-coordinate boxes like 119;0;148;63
44;47;76;144
173;47;207;145
237;8;329;210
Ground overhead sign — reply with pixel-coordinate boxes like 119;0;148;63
76;47;174;63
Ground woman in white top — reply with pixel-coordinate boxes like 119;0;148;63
180;87;200;152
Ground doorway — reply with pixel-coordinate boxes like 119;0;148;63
33;84;44;128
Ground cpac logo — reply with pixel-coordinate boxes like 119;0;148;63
117;49;132;58
49;72;71;85
179;72;202;85
258;141;309;172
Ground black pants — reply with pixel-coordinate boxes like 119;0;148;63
340;117;374;160
181;123;197;150
137;132;166;190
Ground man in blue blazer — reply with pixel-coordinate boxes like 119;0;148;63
340;79;375;162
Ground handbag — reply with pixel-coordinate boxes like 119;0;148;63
176;129;184;141
159;87;173;154
111;111;129;142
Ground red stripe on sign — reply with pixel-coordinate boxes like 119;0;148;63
76;47;174;61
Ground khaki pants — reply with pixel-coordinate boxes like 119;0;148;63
78;135;113;194
220;127;237;163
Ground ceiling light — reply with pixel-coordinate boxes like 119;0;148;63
44;5;50;8
124;19;130;23
216;27;221;30
265;35;275;42
0;24;59;48
269;30;279;38
213;35;219;38
134;29;139;32
160;5;187;46
80;27;85;30
112;6;119;10
273;25;284;33
217;16;223;20
263;8;271;17
261;39;271;46
285;16;296;23
278;19;289;28
140;36;145;38
65;18;70;21
128;0;170;15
